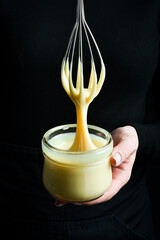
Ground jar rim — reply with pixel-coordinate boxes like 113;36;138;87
42;124;113;156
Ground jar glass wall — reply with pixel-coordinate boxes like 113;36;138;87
42;124;113;202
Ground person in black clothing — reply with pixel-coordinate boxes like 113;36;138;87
0;0;159;239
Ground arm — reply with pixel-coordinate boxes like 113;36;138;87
133;49;160;163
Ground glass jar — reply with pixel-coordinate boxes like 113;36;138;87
42;124;113;202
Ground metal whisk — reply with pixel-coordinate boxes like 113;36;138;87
61;0;106;151
61;0;106;107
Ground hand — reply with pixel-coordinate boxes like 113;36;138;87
55;125;139;207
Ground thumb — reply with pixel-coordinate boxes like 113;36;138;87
111;141;135;167
110;126;139;167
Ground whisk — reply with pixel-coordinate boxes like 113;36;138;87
61;0;106;151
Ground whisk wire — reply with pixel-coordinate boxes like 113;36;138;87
61;0;105;105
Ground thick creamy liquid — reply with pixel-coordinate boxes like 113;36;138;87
49;132;107;151
43;132;112;202
61;57;105;152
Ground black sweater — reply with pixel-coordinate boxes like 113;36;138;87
0;0;160;163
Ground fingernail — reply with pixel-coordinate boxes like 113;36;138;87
113;153;121;166
55;203;65;207
55;200;65;207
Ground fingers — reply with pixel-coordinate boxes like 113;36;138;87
111;126;139;167
111;142;136;167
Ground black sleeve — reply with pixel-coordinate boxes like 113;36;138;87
133;44;160;163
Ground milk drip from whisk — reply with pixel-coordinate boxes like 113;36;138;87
61;0;106;152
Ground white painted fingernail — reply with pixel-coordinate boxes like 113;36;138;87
55;203;65;207
55;200;66;207
113;153;121;166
